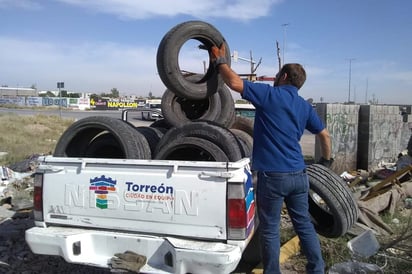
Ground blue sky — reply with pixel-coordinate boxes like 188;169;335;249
1;0;411;104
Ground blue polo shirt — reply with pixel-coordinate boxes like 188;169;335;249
242;80;324;172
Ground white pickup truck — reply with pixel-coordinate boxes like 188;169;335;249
25;20;359;274
25;156;256;274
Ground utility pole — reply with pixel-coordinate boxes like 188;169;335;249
346;58;355;103
281;23;289;66
231;50;261;81
57;82;64;117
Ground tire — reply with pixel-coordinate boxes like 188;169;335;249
83;132;126;158
215;84;236;128
407;134;412;156
306;164;358;238
230;128;253;158
154;136;229;162
53;116;151;159
161;75;221;127
231;116;254;137
155;121;243;162
135;126;165;157
240;227;261;266
156;20;231;100
149;119;172;131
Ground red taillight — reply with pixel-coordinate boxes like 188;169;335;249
33;174;43;221
228;199;247;228
33;186;42;211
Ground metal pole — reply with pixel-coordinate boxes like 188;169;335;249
59;86;62;118
281;23;289;66
347;58;355;103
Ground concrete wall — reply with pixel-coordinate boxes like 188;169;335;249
316;103;360;174
316;103;412;173
357;105;411;170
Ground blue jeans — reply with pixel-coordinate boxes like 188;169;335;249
256;170;324;274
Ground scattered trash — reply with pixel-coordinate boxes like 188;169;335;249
347;229;380;259
405;197;412;209
110;250;147;273
328;261;383;274
328;230;383;274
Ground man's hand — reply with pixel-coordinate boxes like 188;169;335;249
210;44;226;60
210;44;227;68
317;157;334;168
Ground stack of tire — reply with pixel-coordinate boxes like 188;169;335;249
53;20;357;239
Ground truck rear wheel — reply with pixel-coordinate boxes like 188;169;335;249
306;164;358;238
156;20;230;100
53;116;151;159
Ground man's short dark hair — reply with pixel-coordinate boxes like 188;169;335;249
280;63;306;89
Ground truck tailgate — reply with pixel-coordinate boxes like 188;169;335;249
38;157;250;240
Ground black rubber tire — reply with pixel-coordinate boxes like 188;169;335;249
231;116;254;137
240;227;262;266
83;132;126;158
230;128;253;158
154;136;229;162
53;116;151;159
216;84;236;128
135;126;164;157
155;121;243;162
161;75;221;127
149;119;172;131
407;134;412;156
156;20;231;100
306;164;358;238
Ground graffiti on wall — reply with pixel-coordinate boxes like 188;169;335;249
42;97;68;107
0;97;26;106
369;107;404;163
326;110;358;156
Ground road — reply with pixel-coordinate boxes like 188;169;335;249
0;107;152;127
0;107;315;156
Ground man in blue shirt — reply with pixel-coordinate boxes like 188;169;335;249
210;44;332;274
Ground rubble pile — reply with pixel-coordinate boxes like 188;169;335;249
340;152;412;235
0;156;111;273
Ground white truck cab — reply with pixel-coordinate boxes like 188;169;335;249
142;99;162;120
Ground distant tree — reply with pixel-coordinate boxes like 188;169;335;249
90;93;102;101
111;88;119;98
67;93;80;98
30;84;37;90
148;91;153;99
60;90;68;97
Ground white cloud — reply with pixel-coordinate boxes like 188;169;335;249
57;0;283;20
0;37;166;95
0;0;41;9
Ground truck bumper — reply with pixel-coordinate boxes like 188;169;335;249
25;226;242;274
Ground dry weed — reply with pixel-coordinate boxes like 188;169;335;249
0;113;74;165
